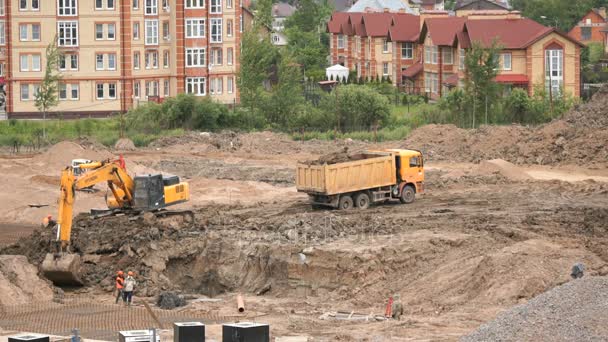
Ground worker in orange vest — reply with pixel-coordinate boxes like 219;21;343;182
41;215;56;229
115;270;125;304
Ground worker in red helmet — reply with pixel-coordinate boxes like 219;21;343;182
122;271;137;307
41;215;56;229
115;270;125;304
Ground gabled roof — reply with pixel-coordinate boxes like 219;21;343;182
327;12;350;33
402;62;423;78
272;3;296;17
362;12;402;37
591;8;608;20
347;0;415;13
419;17;466;46
349;13;366;36
465;18;584;49
388;14;420;42
455;0;510;11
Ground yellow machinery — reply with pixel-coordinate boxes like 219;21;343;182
41;156;190;285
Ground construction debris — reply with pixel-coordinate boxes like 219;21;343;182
156;292;186;310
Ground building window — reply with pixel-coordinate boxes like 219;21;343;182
108;53;116;70
59;83;67;100
145;20;159;45
210;0;221;13
501;53;511;71
186;18;205;38
210;77;222;95
227;48;233;65
59;54;78;70
20;25;27;41
145;80;158;97
424;46;430;64
226;0;232;8
0;21;5;45
162;0;168;11
133;0;139;9
337;35;344;49
20;0;39;11
58;0;77;16
240;15;243;33
163;79;169;97
431;46;438;64
108;23;116;40
20;54;40;71
32;24;40;41
0;1;5;15
545;49;563;95
96;83;104;99
185;0;203;8
95;24;103;40
401;42;413;59
272;34;279;43
58;21;78;46
163;50;169;68
108;83;116;99
186;77;206;96
163;21;170;40
186;48;205;67
210;48;222;65
71;83;79;99
227;20;233;37
133;22;140;40
227;77;233;94
96;54;104;70
383;62;389;76
21;84;29;101
210;19;222;43
145;50;159;69
108;0;115;9
424;72;438;94
59;83;79;100
442;47;453;65
19;23;42;42
134;81;140;98
19;55;27;71
145;0;158;14
134;52;140;69
459;48;465;70
581;27;591;41
383;39;389;53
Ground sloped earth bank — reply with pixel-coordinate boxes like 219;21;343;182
3;171;608;340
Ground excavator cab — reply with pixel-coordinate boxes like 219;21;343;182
133;174;166;210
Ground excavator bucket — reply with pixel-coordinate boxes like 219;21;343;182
41;253;84;286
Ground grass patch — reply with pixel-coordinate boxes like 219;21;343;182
292;126;411;142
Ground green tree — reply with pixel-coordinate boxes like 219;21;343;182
35;37;62;139
504;88;530;123
463;41;501;127
264;56;305;127
323;85;390;131
511;0;597;31
255;0;273;29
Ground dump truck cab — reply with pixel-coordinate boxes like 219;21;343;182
385;149;425;195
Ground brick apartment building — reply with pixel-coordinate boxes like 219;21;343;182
0;0;245;119
568;7;608;54
327;9;583;99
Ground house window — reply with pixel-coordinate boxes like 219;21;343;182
145;0;157;14
383;39;389;53
186;48;205;67
162;0;168;11
58;21;78;46
108;0;115;9
59;54;78;70
459;48;465;70
163;50;169;68
581;27;591;41
58;0;77;15
226;0;232;8
134;51;140;69
20;0;39;10
185;0;203;8
145;20;159;45
108;53;116;70
145;81;158;97
95;24;103;40
32;24;40;41
164;79;169;97
186;77;206;96
401;43;413;59
442;47;453;65
20;84;29;100
210;48;222;65
272;34;279;43
19;55;27;71
227;77;233;94
134;81;140;98
337;35;344;49
186;18;205;38
133;0;139;9
20;54;40;71
545;49;563;95
32;55;40;71
0;21;5;45
59;84;67;100
95;0;102;9
70;84;79;100
227;20;233;37
210;18;222;43
210;77;222;95
501;53;512;71
0;1;4;15
163;21;170;40
20;25;27;41
133;22;140;40
96;83;104;99
20;23;41;42
108;83;116;99
383;62;389;76
431;46;438;64
210;0;221;13
227;48;233;65
108;23;116;40
59;83;79;100
96;54;104;70
145;50;159;69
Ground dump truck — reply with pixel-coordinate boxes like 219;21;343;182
296;149;424;209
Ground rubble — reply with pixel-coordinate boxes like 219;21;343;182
156;291;186;310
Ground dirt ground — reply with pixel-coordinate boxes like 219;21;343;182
0;88;607;341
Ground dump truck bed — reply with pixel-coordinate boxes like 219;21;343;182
296;152;397;196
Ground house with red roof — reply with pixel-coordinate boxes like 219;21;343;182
568;8;607;54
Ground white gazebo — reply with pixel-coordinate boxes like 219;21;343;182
325;64;349;82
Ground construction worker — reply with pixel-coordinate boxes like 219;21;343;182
115;271;125;304
42;215;56;229
122;271;137;306
391;294;404;320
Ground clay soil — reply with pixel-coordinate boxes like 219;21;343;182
1;89;608;341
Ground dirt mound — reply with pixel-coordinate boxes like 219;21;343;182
302;147;368;165
30;175;61;186
33;141;114;169
0;255;54;306
114;138;136;151
462;276;608;341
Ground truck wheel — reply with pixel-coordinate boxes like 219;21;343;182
400;185;415;204
338;195;354;210
354;193;370;210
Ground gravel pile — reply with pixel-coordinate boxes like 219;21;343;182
462;276;608;342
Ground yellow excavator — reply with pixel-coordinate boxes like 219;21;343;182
41;156;191;286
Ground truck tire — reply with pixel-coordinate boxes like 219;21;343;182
338;195;354;210
354;193;370;210
400;185;415;204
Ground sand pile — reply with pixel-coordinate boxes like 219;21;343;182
462;276;608;341
33;141;114;169
114;138;136;151
0;255;54;306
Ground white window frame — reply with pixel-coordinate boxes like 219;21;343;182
20;55;28;71
459;48;465;70
227;47;233;65
95;0;103;10
227;77;233;94
501;53;512;71
185;0;204;8
108;23;116;40
57;0;77;16
337;35;344;49
59;83;68;100
19;24;28;41
95;23;104;40
21;84;29;101
163;79;169;97
226;0;232;8
108;53;116;70
108;83;117;99
163;21;170;40
545;49;563;95
210;0;221;13
210;18;222;43
58;21;79;47
134;81;140;98
186;77;206;96
70;83;79;100
442;47;453;65
0;21;5;45
32;54;41;71
96;83;104;99
31;24;40;41
185;18;205;38
383;62;389;76
186;48;205;67
401;42;413;59
134;51;140;69
227;19;233;37
107;0;115;9
383;39;389;53
96;53;104;70
145;0;158;15
133;22;140;40
163;50;169;68
145;19;159;45
133;0;139;10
